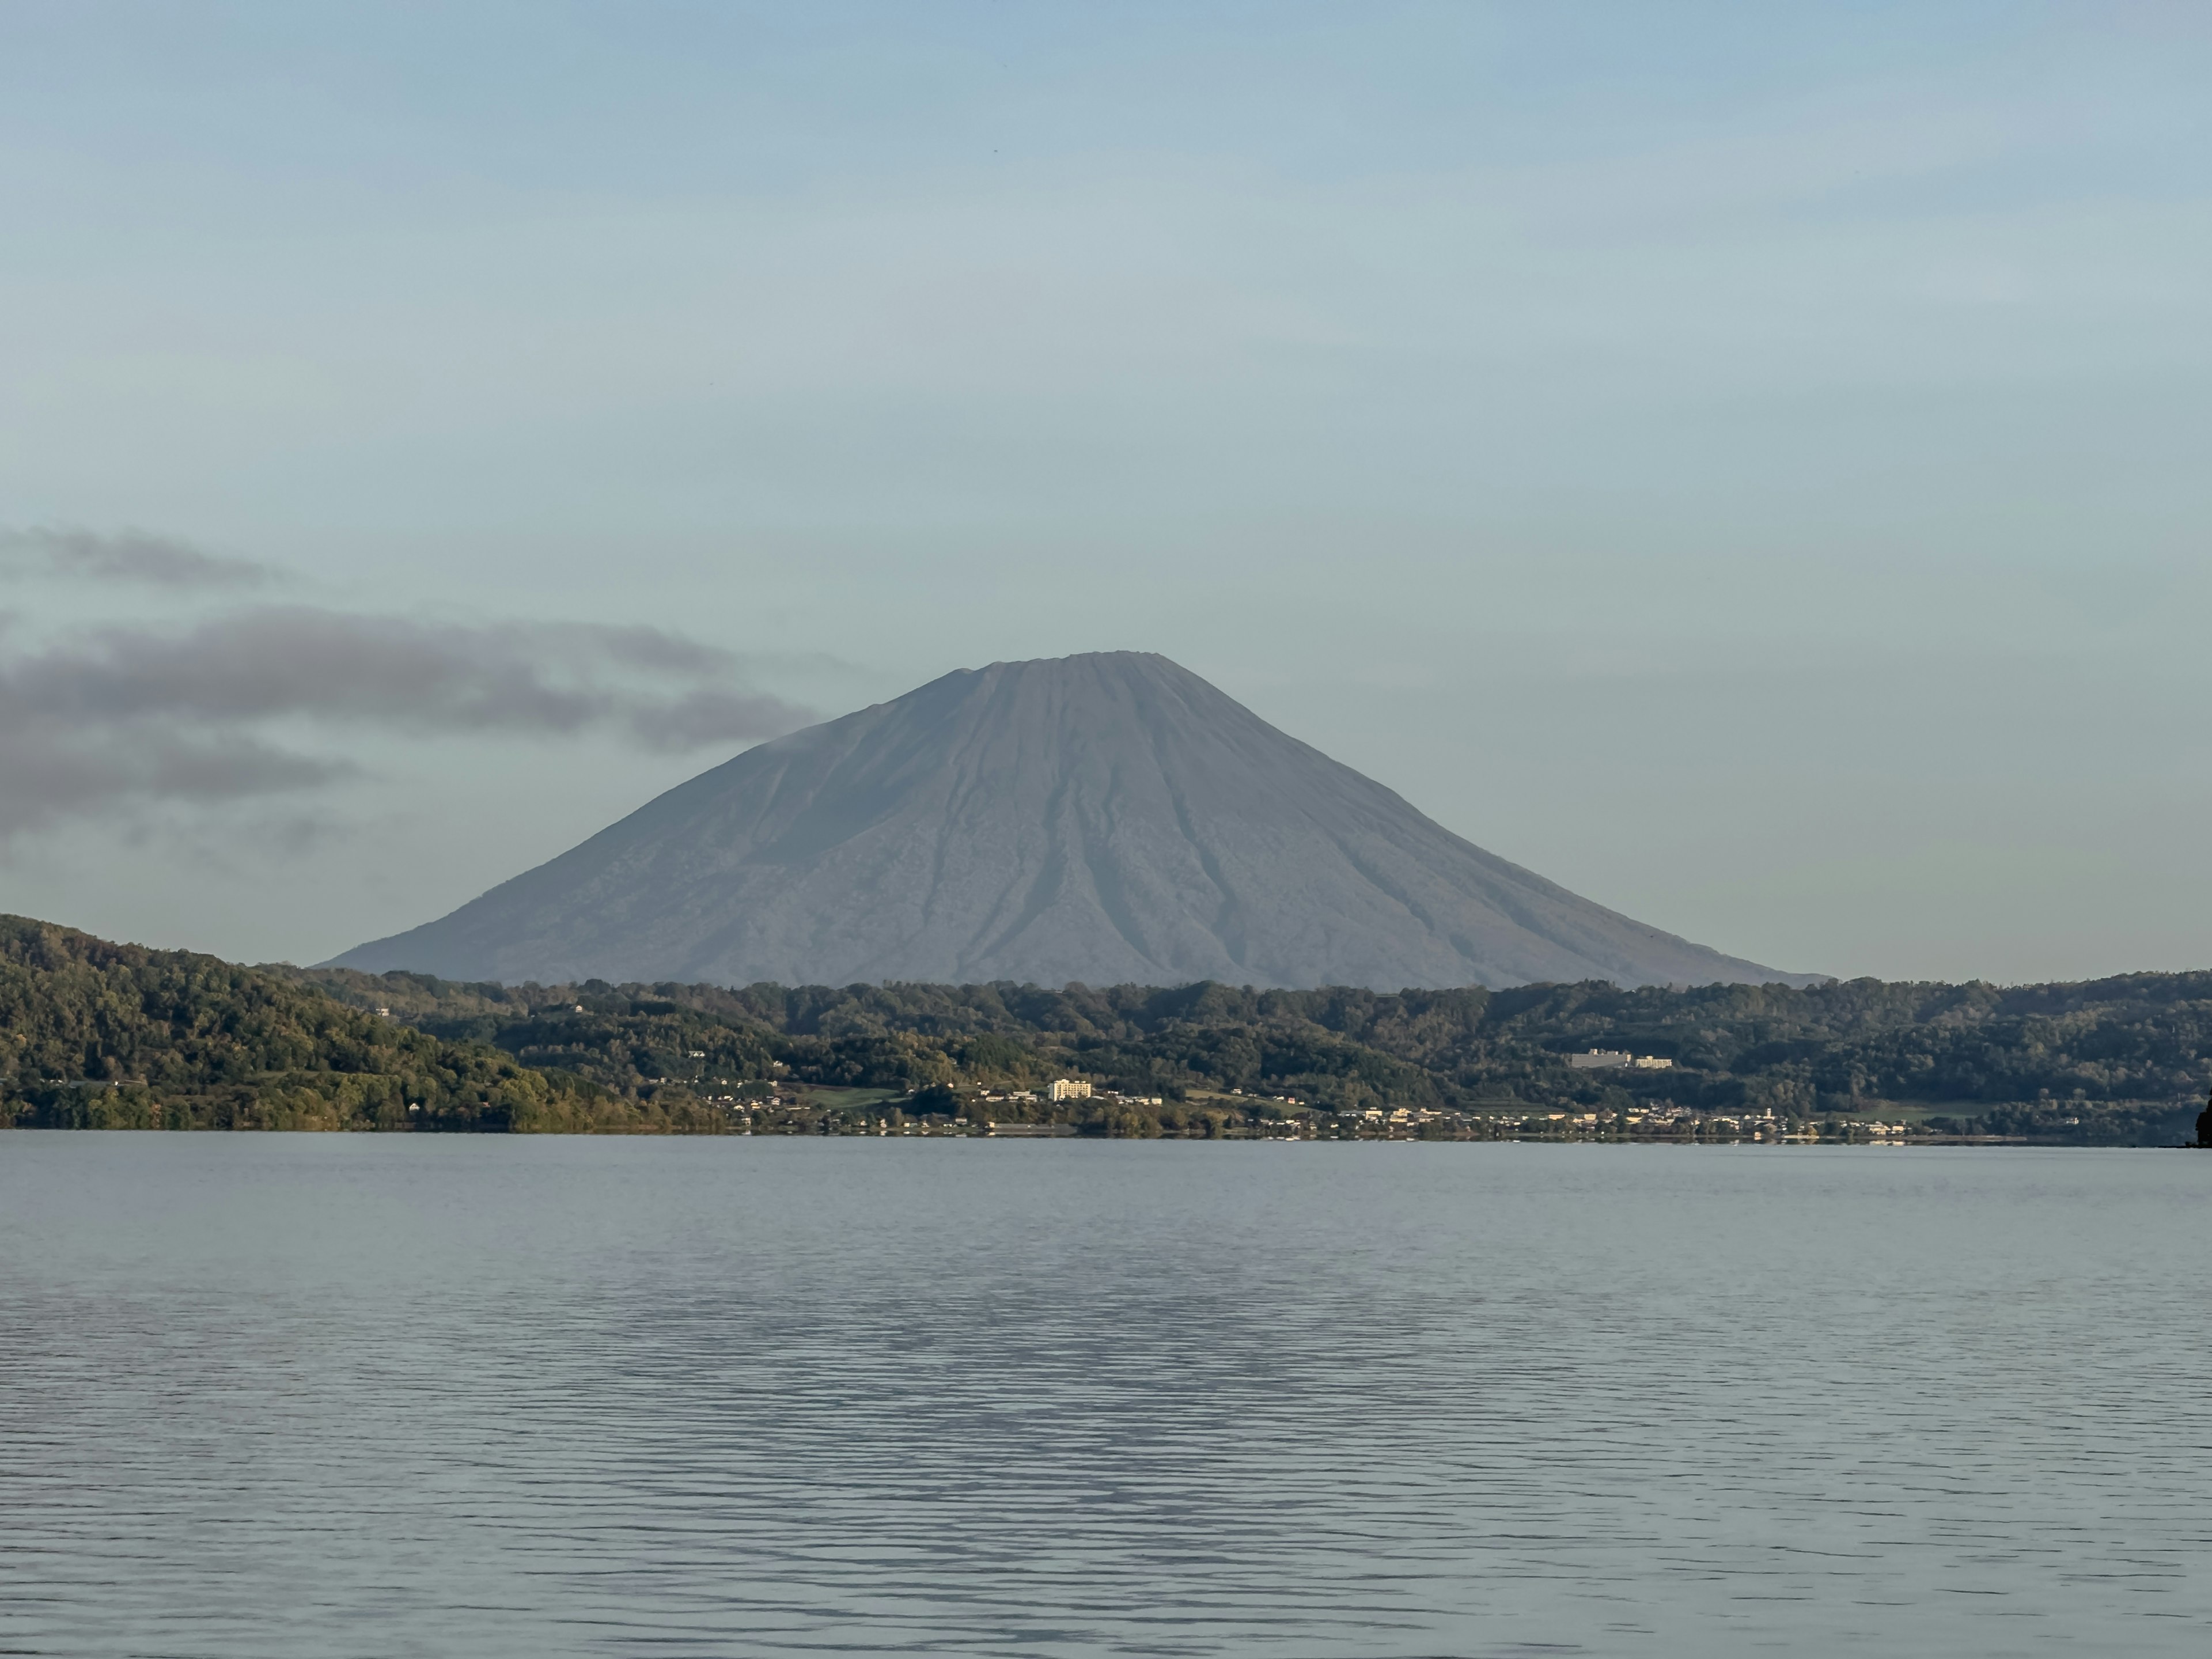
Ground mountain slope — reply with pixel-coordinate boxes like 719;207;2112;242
0;914;681;1130
333;652;1810;990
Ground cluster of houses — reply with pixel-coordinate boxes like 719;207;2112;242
691;1071;1919;1143
1337;1105;1442;1126
1297;1101;1920;1142
1531;1107;1912;1140
976;1080;1168;1107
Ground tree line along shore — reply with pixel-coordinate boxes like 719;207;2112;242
3;915;2207;1144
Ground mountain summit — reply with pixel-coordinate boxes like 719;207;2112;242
332;652;1805;990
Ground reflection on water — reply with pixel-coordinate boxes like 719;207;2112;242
2;1137;2209;1657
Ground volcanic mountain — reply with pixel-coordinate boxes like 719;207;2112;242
332;652;1805;990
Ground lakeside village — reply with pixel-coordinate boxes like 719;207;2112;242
704;1061;1924;1143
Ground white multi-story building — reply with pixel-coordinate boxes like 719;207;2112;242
1567;1050;1674;1071
1567;1050;1634;1070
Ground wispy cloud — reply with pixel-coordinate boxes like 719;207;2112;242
0;726;350;839
0;527;278;588
12;607;808;738
0;605;814;838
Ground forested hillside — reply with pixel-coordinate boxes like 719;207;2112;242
297;963;2212;1144
7;913;2206;1141
0;916;717;1131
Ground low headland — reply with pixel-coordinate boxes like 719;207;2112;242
5;914;2207;1144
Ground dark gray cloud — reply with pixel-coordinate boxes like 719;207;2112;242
13;607;809;738
0;527;278;588
0;726;350;839
0;607;814;838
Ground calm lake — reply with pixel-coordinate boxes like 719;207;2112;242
3;1137;2207;1657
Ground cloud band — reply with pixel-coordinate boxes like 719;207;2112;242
0;605;813;838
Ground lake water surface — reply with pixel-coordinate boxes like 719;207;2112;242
3;1137;2208;1657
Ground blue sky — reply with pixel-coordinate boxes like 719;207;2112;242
2;1;2208;980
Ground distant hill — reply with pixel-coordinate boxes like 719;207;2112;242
5;914;2202;1142
0;915;707;1131
332;651;1812;990
296;960;2212;1146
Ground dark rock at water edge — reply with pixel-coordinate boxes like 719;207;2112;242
332;652;1816;991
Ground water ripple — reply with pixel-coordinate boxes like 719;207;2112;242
2;1139;2209;1657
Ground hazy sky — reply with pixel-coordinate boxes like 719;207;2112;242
2;1;2208;983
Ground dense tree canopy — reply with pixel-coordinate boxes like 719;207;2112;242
293;961;2212;1143
0;916;719;1131
5;914;2205;1141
